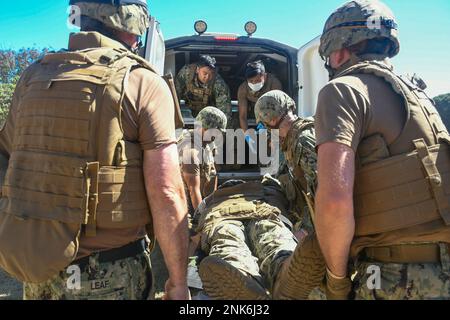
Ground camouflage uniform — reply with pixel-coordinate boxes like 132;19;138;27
175;64;232;127
281;120;328;300
196;179;297;294
255;91;317;232
281;118;317;232
255;90;326;300
178;129;217;217
352;245;450;300
24;249;153;300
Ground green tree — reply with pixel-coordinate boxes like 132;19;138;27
0;48;48;125
435;93;450;130
0;78;18;123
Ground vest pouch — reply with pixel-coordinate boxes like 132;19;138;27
219;201;257;216
0;155;94;283
0;212;81;283
96;166;151;229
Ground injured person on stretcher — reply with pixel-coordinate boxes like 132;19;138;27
188;175;326;300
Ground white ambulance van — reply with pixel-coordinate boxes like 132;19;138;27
143;18;329;181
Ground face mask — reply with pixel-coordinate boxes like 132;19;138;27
248;80;265;92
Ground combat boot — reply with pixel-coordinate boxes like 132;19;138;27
272;234;326;300
199;256;270;300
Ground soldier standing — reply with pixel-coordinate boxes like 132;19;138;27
0;0;189;300
314;0;450;300
175;55;232;127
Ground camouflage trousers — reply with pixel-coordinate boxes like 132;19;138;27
203;218;297;290
23;249;153;300
353;243;450;300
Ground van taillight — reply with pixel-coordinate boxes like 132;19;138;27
214;36;238;41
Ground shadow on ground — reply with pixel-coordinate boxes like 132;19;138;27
0;269;22;300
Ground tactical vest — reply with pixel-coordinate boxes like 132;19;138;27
337;61;450;237
196;182;289;238
185;64;216;113
0;32;159;283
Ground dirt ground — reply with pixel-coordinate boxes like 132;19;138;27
0;269;22;300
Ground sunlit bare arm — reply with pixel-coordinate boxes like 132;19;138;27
143;144;189;300
315;142;355;277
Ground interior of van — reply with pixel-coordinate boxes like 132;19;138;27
165;44;292;129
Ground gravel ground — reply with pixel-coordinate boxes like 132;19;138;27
0;269;22;300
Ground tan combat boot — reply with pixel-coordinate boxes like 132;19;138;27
199;256;270;300
272;234;326;300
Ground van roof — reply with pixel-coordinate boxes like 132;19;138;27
166;35;297;57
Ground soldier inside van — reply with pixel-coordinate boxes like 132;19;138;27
175;55;232;128
238;61;282;132
192;177;326;300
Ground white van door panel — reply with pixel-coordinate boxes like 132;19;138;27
144;17;165;75
297;36;329;118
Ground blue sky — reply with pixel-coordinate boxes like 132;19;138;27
0;0;449;96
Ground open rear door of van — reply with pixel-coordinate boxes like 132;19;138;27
297;36;329;117
144;16;166;75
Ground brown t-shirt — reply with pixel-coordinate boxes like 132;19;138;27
177;131;217;202
315;73;405;153
78;67;177;258
238;73;282;119
315;68;450;256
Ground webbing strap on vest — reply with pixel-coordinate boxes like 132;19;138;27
362;243;445;264
163;73;185;129
414;139;450;226
302;190;316;225
86;162;100;237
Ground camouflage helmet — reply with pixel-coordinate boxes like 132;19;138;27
319;0;400;59
69;0;150;36
196;107;228;132
254;90;296;126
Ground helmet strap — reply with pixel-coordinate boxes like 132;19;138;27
324;57;336;81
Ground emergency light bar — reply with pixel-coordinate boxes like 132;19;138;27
214;35;238;41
